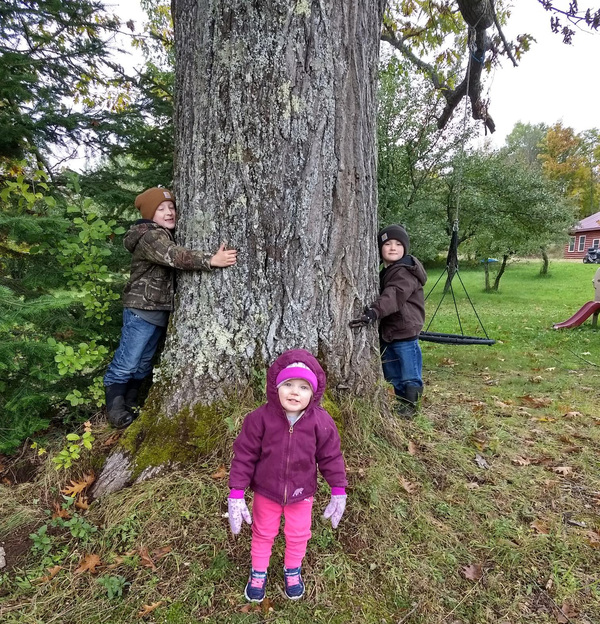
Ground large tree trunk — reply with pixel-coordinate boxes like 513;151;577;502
94;0;386;497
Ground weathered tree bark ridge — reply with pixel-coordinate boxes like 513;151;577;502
163;0;385;411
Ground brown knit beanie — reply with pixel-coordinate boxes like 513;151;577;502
377;224;410;256
134;187;176;220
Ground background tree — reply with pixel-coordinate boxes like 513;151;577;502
458;150;576;288
538;122;600;217
0;0;121;172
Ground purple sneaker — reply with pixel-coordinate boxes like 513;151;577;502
244;569;267;602
283;566;305;600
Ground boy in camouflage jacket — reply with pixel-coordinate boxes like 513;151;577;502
103;187;237;428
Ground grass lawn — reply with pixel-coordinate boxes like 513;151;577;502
1;260;599;623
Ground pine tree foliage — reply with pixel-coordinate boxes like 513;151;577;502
0;170;126;454
0;0;121;166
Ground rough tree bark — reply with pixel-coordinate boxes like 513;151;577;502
93;0;386;497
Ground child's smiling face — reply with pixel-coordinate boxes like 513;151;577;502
153;200;177;229
278;378;313;414
381;239;405;265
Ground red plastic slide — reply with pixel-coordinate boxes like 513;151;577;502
553;301;600;329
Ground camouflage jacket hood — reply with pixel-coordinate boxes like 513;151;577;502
122;220;212;311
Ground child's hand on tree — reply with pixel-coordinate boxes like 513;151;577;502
322;493;347;529
228;493;252;534
210;243;237;267
349;307;377;328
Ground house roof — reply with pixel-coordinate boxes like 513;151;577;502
573;211;600;233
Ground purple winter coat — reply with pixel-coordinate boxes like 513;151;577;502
229;349;347;505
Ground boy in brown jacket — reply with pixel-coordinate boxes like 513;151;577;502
350;225;427;417
103;187;237;428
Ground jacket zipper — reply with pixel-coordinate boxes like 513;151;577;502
283;424;293;504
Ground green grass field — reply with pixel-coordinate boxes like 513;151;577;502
1;260;599;623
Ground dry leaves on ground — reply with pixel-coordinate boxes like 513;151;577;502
399;477;419;495
138;601;164;618
139;546;157;571
52;502;71;520
512;456;532;466
211;465;228;479
407;441;418;456
152;545;172;559
552;466;574;476
555;600;578;623
34;565;62;583
530;519;550;534
585;530;600;548
61;473;95;497
519;395;552;408
74;553;102;574
461;563;484;581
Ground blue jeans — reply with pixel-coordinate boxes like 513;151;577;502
103;309;166;386
380;338;423;397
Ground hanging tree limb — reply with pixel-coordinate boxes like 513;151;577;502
381;20;496;134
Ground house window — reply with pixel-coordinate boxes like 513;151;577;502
568;237;575;252
578;235;586;251
593;239;600;249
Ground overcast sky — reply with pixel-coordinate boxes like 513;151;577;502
108;0;598;148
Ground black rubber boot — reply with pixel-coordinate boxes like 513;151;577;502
105;383;134;429
124;377;146;412
396;385;423;419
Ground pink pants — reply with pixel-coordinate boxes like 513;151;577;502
251;492;313;571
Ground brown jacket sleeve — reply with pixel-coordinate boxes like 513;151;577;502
370;269;414;319
138;229;213;271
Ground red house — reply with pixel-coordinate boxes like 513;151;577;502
565;211;600;259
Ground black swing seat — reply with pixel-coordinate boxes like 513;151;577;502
419;331;495;346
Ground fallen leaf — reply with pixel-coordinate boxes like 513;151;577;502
152;545;172;559
240;604;260;614
83;420;93;433
103;432;121;447
556;600;578;623
106;556;124;570
553;466;573;476
74;553;102;574
564;445;583;454
563;411;582;419
530;519;550;534
34;565;62;583
139;546;157;570
75;495;90;510
531;416;555;423
211;465;228;479
529;376;543;384
532;456;555;466
138;601;164;618
519;395;552;408
461;563;483;581
52;502;71;519
399;477;419;495
465;482;480;490
494;400;513;410
407;441;418;456
471;436;488;451
475;454;490;469
261;597;274;614
61;473;95;496
441;358;456;367
585;530;600;548
512;456;531;466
